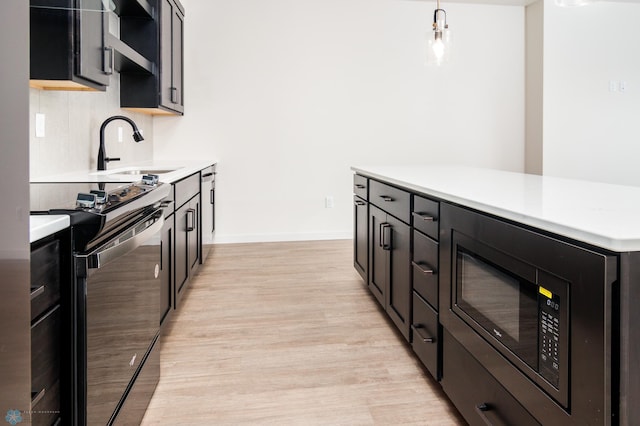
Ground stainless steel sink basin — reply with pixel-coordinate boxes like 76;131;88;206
114;169;177;175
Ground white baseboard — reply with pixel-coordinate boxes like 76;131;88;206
213;231;352;244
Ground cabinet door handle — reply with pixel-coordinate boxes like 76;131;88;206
30;285;45;300
186;208;195;232
475;403;508;426
354;184;365;189
381;223;391;250
210;189;214;205
412;211;437;222
411;261;435;275
354;200;365;206
103;46;114;75
170;87;178;104
380;195;394;202
411;325;435;343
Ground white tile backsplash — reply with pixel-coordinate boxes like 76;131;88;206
29;73;154;179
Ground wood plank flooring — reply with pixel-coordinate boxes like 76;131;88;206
141;240;465;425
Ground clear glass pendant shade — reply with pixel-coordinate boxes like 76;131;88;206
426;9;451;66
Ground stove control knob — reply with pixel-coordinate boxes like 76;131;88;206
90;189;107;204
76;193;97;209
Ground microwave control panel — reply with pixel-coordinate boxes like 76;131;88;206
539;287;560;388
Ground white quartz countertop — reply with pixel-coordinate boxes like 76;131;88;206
352;165;640;252
30;160;216;184
30;215;70;243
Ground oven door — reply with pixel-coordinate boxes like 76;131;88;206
75;208;163;425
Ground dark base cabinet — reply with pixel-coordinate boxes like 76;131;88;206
175;194;199;307
354;195;368;282
160;172;202;327
441;330;540;426
353;175;369;282
30;229;72;426
369;204;411;341
411;292;439;380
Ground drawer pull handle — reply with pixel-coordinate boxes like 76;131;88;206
354;200;366;206
354;184;366;189
380;195;394;202
30;285;46;300
412;261;435;275
412;211;437;222
411;325;435;343
475;403;507;426
31;388;46;406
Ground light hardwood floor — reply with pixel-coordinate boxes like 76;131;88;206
141;240;465;425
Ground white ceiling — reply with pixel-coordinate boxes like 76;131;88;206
404;0;640;6
402;0;538;5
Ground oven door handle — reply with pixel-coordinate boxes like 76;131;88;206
86;212;164;269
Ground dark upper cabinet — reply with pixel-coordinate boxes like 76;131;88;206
121;0;185;115
30;0;110;91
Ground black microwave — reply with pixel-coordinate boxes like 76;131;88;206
439;203;618;425
453;233;569;406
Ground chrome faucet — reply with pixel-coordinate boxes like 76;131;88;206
97;115;144;171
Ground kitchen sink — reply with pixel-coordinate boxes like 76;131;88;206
113;169;178;175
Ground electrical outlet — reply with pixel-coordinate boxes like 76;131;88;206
35;113;45;138
620;81;627;93
609;80;618;92
325;196;334;209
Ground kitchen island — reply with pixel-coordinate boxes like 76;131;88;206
352;165;639;425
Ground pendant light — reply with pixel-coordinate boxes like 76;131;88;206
426;0;451;66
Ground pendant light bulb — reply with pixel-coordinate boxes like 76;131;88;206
426;3;451;66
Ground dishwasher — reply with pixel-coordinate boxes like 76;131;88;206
31;177;170;425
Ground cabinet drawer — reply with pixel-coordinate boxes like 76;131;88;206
413;195;439;240
31;379;60;426
412;292;440;380
442;330;540;426
30;240;61;321
413;230;438;309
31;305;61;398
353;174;368;200
370;180;410;224
174;172;200;208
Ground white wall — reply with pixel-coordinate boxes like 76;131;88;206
154;0;526;243
542;0;640;185
525;0;544;175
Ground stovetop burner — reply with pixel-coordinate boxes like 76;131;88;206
30;178;170;252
